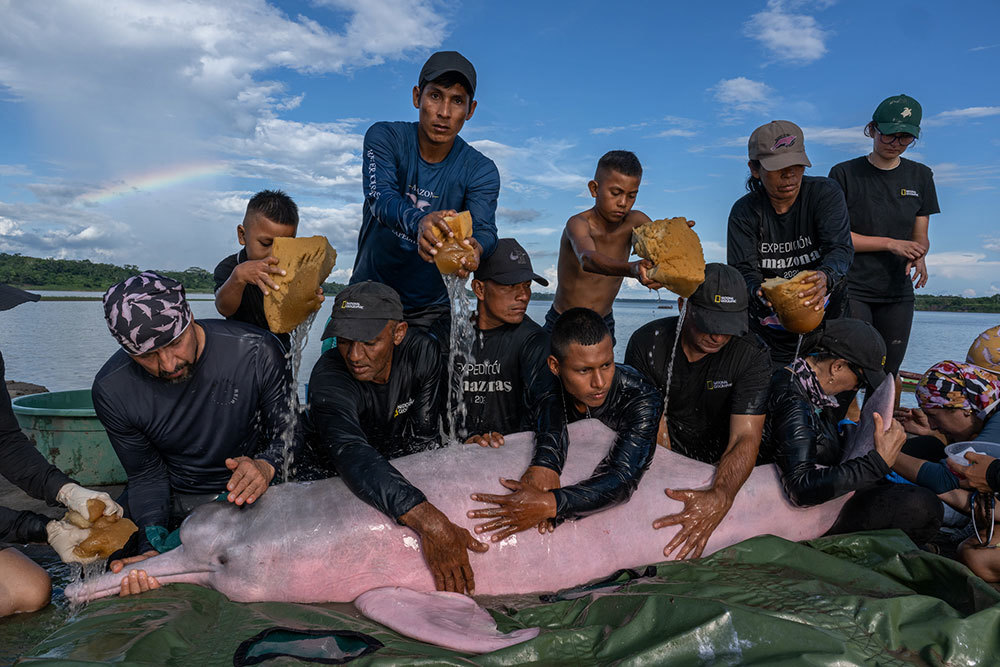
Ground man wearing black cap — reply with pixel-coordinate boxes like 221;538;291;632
308;281;488;595
351;50;500;336
625;263;771;559
92;272;295;587
459;239;552;447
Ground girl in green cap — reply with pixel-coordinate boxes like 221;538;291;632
828;94;940;379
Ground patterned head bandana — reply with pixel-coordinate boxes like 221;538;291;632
916;360;1000;421
103;271;192;355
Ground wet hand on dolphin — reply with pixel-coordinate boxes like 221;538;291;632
225;456;275;505
469;478;557;541
872;413;906;467
654;487;733;560
110;550;160;597
400;501;487;596
518;466;561;534
465;432;505;448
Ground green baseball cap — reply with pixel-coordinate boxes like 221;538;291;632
873;94;922;138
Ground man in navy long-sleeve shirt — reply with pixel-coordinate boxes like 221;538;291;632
351;50;500;334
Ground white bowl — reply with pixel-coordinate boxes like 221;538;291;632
945;441;1000;467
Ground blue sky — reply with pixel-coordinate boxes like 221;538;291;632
1;0;998;297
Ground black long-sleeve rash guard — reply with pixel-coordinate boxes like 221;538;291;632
530;365;662;522
92;320;294;549
308;329;442;522
761;367;889;507
0;350;74;543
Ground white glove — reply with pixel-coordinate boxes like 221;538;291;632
57;483;124;519
46;520;97;565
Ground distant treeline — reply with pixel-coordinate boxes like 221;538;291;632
3;253;998;311
915;293;1000;313
0;253;346;295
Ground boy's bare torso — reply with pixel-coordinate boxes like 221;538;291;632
552;208;650;316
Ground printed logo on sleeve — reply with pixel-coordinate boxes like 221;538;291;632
900;188;919;197
393;397;415;418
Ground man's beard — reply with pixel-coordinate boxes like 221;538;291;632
159;362;192;384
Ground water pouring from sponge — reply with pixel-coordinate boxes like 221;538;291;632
432;211;476;275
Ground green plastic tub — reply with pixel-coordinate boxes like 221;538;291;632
11;389;126;485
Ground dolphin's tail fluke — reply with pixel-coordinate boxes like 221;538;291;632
64;546;214;604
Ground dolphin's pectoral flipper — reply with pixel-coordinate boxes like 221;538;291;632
354;587;540;653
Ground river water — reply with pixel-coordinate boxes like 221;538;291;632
0;292;996;408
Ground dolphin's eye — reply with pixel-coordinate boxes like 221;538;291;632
217;554;228;565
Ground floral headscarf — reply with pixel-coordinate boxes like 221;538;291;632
916;360;1000;421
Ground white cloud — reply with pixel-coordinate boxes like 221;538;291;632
928;162;1000;189
471;138;589;195
655;128;697;138
0;1;445;266
298;203;363;250
800;125;869;151
329;268;353;283
710;77;775;115
926;251;1000;281
0;164;31;176
970;44;1000;52
924;106;1000;126
743;0;830;64
984;237;1000;252
0;203;134;260
591;125;629;135
963;288;977;297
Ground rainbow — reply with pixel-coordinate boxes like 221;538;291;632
75;161;228;204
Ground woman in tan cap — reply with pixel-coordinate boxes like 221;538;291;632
727;120;854;365
829;95;940;380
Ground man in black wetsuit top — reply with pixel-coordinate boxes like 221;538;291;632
92;272;294;587
459;238;552;447
468;307;662;541
307;281;488;596
624;263;770;559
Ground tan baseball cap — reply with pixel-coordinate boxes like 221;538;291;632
748;120;811;171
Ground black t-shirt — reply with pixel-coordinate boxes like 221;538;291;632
727;176;854;362
308;329;442;521
92;320;295;550
828;156;939;302
214;249;290;349
457;316;552;437
624;316;771;464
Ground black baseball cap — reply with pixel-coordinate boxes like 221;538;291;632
0;283;40;311
686;263;748;337
419;50;476;98
474;238;548;286
817;318;887;388
322;281;405;342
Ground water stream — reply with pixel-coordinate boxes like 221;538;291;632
440;275;475;446
281;311;317;482
661;299;689;419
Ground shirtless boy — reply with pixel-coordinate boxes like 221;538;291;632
544;150;663;343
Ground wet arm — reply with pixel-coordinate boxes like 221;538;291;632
771;390;887;506
310;371;426;521
553;387;661;521
0;355;73;503
529;390;569;474
465;161;500;259
710;414;764;504
566;217;638;278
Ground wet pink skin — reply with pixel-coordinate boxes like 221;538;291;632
66;383;894;606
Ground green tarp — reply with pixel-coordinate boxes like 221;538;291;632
8;531;1000;665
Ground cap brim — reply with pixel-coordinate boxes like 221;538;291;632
420;68;475;95
875;122;920;138
758;151;812;171
478;269;549;287
322;317;390;343
0;284;41;311
691;305;748;337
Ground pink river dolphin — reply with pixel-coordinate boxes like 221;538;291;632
65;377;894;652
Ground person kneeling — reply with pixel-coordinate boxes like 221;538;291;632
468;308;661;540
